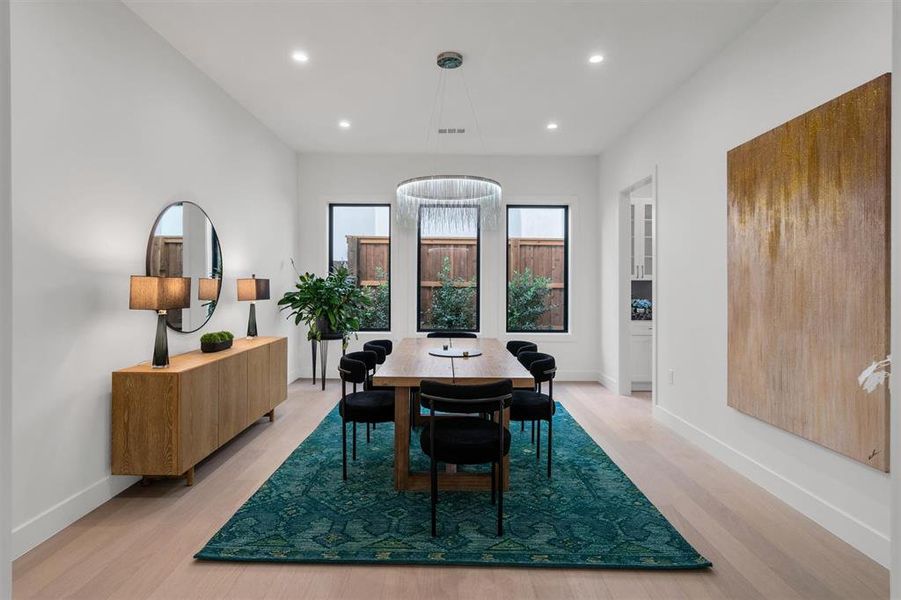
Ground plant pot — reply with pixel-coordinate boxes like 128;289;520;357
315;316;344;341
201;339;233;353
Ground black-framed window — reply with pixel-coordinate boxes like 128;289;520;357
506;205;569;332
328;203;391;331
417;205;480;332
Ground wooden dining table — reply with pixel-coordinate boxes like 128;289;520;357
372;337;534;492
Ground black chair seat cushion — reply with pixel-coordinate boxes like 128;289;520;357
510;390;555;421
420;417;511;465
340;390;395;423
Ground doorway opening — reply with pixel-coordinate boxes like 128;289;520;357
618;174;656;402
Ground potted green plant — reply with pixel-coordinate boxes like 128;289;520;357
200;330;235;353
278;262;369;350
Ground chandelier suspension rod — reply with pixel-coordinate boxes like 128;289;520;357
460;69;488;155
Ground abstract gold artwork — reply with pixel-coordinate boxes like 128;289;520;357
727;74;890;471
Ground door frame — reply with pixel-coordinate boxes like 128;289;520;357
617;171;658;403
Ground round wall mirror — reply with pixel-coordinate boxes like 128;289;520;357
146;201;223;333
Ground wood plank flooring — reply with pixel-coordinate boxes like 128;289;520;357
13;381;889;599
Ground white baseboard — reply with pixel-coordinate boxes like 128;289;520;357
12;474;138;559
653;405;891;567
597;372;617;391
14;370;305;560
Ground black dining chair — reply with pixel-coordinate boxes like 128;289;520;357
366;339;393;358
511;351;557;478
362;340;394;441
419;379;513;537
337;351;395;480
362;342;386;380
426;331;477;339
506;340;537;357
506;341;537;433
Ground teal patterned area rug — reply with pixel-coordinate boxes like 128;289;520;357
195;403;710;570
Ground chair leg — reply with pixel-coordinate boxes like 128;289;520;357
352;421;357;461
430;457;438;537
531;421;535;444
520;421;524;432
536;420;541;463
342;419;347;481
366;422;371;443
491;463;496;505
547;418;553;478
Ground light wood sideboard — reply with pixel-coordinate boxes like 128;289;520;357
112;336;288;485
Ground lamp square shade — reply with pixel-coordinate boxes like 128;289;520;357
198;278;222;301
129;276;191;311
237;277;270;301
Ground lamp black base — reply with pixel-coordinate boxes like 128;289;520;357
152;311;169;368
247;303;258;338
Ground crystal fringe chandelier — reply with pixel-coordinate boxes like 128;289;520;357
396;52;502;230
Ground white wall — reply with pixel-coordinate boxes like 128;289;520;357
10;1;300;557
598;1;892;565
0;0;10;594
297;154;598;381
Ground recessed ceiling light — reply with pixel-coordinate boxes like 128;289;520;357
546;122;558;130
338;120;351;129
588;54;605;64
291;50;309;63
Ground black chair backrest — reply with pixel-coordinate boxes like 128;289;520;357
517;351;556;383
362;342;387;365
506;340;537;357
368;339;393;355
420;379;513;414
426;331;477;339
339;351;376;384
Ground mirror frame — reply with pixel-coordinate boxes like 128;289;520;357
145;200;223;334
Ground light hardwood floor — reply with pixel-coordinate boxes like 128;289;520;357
13;381;888;600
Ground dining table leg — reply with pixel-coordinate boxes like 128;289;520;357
394;385;411;490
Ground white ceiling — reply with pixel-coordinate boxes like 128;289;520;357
125;0;774;155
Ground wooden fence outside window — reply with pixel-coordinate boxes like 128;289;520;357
339;235;565;330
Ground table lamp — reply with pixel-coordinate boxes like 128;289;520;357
198;277;221;302
237;274;270;338
129;275;191;368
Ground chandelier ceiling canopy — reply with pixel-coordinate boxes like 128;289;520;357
396;51;501;230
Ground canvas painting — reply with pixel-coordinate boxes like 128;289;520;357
727;74;890;471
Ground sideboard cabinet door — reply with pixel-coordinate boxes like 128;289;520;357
269;337;288;409
179;365;219;471
218;353;249;444
247;345;271;423
112;373;179;476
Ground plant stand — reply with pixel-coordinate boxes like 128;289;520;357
311;333;345;391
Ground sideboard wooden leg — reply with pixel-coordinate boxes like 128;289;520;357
185;467;195;486
267;409;275;422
